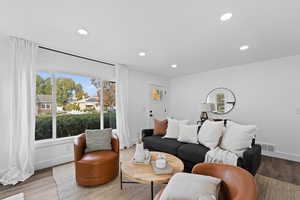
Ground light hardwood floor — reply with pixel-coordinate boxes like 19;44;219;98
0;156;299;200
258;156;300;185
0;168;58;200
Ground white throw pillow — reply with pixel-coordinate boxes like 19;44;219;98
198;120;224;150
164;118;189;139
220;121;256;153
160;172;221;200
177;124;199;144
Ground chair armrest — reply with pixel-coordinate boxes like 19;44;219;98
154;188;165;200
74;134;86;161
142;129;154;138
241;144;262;175
191;163;205;174
111;135;119;153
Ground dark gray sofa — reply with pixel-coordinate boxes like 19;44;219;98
142;129;261;175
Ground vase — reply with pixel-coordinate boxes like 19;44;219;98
133;142;145;162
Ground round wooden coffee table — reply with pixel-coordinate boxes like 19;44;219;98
120;152;184;200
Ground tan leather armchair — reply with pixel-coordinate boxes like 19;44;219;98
154;163;257;200
74;133;119;186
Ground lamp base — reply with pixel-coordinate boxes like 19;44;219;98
200;112;208;124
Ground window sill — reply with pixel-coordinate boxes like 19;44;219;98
35;129;118;149
35;136;76;149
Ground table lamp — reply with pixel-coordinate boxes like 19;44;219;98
199;103;213;123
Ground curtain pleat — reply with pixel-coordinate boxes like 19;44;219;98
115;65;131;149
0;37;37;185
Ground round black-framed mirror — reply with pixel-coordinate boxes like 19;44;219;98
206;87;236;115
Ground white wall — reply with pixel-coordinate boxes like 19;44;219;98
168;55;300;162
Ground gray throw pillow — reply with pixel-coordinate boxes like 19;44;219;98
85;128;112;153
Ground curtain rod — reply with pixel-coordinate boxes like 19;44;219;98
38;46;115;66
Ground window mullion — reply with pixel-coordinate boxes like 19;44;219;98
100;80;104;129
52;74;57;140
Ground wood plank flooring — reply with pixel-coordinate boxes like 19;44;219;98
0;168;58;200
258;156;300;185
0;155;299;200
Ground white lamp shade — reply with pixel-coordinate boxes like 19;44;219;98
199;103;213;112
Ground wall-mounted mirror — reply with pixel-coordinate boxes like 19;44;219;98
206;88;236;115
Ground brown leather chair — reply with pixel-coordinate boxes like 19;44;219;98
74;133;119;186
154;163;257;200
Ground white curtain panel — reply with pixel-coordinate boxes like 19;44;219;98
0;37;37;185
115;65;131;149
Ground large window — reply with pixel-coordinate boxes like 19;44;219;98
36;72;53;140
35;72;116;141
103;80;116;129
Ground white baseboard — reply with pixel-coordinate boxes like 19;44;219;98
34;154;74;170
256;140;300;162
262;150;300;163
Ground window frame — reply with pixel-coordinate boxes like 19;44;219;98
35;71;116;144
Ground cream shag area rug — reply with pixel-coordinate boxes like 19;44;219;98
53;150;300;200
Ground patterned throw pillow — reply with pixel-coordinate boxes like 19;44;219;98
85;128;112;153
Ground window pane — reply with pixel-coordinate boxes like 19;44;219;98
35;72;53;140
103;81;116;129
56;73;101;138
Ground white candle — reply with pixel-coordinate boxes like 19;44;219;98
156;158;167;169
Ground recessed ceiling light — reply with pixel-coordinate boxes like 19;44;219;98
77;29;88;35
171;64;177;68
220;13;232;21
240;45;249;51
138;52;146;56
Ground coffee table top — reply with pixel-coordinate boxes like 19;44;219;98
121;152;184;184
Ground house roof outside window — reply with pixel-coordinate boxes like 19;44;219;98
36;95;52;103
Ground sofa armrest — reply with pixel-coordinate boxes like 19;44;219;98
111;135;119;153
241;144;262;175
142;129;154;138
74;134;86;161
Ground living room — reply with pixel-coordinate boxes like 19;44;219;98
0;1;300;200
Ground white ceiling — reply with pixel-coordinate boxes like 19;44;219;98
1;0;300;77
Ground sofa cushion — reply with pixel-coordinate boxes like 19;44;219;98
177;143;210;164
143;136;183;155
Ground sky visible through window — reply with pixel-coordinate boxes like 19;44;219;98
38;72;98;96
